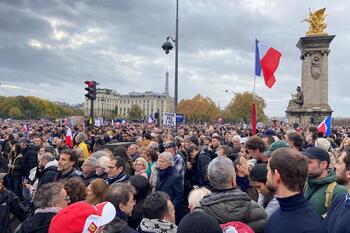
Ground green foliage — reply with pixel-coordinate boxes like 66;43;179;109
223;91;267;123
178;94;220;123
8;107;23;119
128;104;143;121
0;96;83;119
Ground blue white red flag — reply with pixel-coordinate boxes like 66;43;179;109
148;113;154;124
318;115;332;137
255;39;282;88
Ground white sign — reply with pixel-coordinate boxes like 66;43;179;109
163;112;176;127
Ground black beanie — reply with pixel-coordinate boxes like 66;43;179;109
177;211;222;233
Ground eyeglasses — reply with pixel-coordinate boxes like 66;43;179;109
64;196;71;203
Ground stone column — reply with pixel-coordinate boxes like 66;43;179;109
296;35;335;110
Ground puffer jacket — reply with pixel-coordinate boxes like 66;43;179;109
200;188;267;233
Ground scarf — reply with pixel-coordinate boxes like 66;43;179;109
139;218;177;233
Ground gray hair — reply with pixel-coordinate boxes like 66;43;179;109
76;132;85;143
91;150;110;160
85;157;98;168
33;182;65;209
41;152;54;163
188;187;211;209
97;156;111;170
208;157;235;189
148;141;159;152
158;151;175;167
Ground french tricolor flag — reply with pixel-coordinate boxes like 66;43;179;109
255;39;282;88
318;115;332;137
65;127;73;149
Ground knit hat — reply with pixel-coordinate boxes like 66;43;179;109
177;211;222;233
315;138;331;151
303;147;330;165
249;163;268;182
49;201;116;233
264;140;289;156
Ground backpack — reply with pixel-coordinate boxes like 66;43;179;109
325;181;337;208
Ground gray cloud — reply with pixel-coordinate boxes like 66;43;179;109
0;0;348;117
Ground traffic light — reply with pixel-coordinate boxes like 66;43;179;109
84;81;96;100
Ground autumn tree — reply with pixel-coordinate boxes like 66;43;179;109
8;107;24;119
0;95;84;119
223;91;267;123
128;104;143;121
178;94;220;124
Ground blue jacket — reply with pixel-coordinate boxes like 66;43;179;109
264;193;326;233
326;193;350;233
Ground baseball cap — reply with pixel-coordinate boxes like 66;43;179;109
164;141;177;148
49;201;116;233
264;140;289;156
303;147;330;164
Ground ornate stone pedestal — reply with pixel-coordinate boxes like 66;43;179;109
286;35;334;127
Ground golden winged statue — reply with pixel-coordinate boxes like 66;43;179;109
302;8;328;36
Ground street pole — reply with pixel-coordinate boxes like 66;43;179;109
174;0;179;115
90;99;94;126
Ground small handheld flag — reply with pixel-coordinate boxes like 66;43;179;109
318;115;332;137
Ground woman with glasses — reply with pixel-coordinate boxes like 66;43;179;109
133;158;148;178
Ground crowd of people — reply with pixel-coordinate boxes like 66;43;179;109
1;119;350;233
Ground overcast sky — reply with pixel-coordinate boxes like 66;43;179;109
0;0;349;117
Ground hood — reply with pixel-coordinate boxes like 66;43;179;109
307;170;336;186
23;144;39;153
200;189;252;223
45;160;58;169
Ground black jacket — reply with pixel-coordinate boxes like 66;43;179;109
190;150;211;187
38;163;58;188
155;167;184;208
104;215;138;233
19;212;57;233
81;171;98;186
21;145;39;178
54;168;81;182
0;189;28;233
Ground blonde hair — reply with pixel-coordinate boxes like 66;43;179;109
188;187;211;210
133;157;149;170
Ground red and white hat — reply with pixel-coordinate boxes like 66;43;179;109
49;201;116;233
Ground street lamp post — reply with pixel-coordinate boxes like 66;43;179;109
162;0;179;114
101;99;105;119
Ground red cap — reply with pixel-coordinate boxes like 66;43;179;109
49;201;116;233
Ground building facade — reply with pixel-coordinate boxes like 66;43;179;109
83;88;119;119
84;90;174;120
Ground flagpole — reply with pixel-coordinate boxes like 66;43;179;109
252;39;257;135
